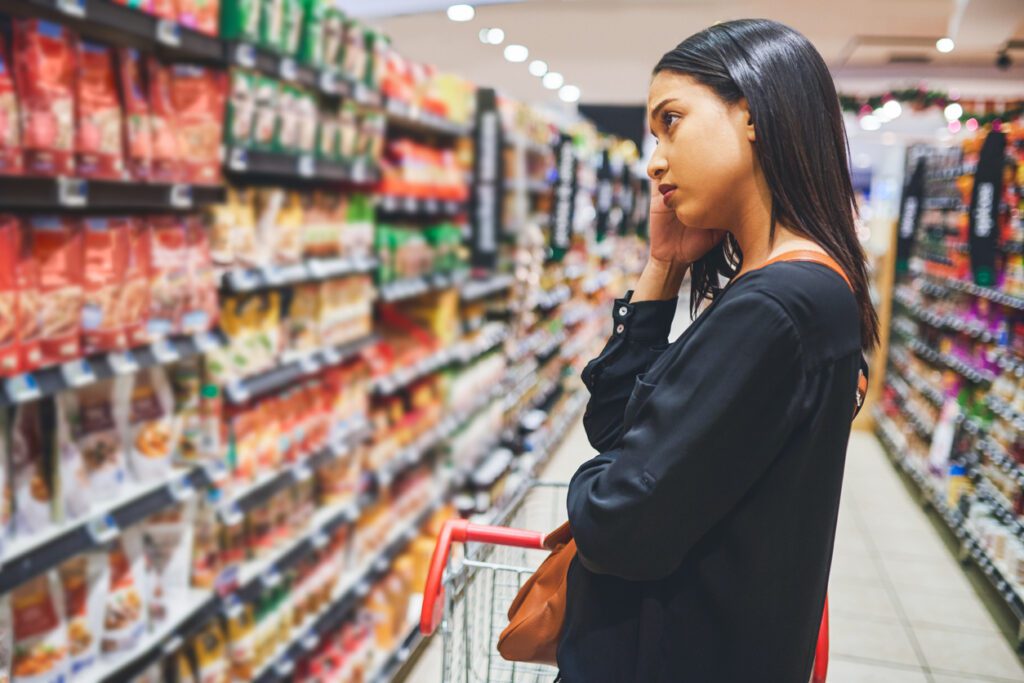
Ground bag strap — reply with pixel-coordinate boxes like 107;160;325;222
752;249;868;419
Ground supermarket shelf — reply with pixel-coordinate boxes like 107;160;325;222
220;255;379;293
926;162;977;181
372;325;506;396
977;437;1024;489
985;395;1024;431
0;0;223;63
0;466;206;594
225;147;379;185
506;178;553;195
894;336;995;386
377;193;467;218
379;271;469;303
888;358;945;409
536;331;567;366
923;273;1024;312
384;98;473;138
537;284;572;313
895;290;995;343
0;176;225;211
2;330;223;405
460;273;515;302
223;334;378;405
368;625;424;683
505;134;554;157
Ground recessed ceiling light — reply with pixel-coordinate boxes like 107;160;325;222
860;115;881;131
504;44;529;63
936;37;955;53
529;60;548;77
944;103;963;121
479;27;504;44
559;85;581;103
542;72;564;89
882;100;902;119
447;4;475;22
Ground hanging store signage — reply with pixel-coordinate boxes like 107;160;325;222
549;134;577;262
969;130;1006;288
470;88;503;270
595;150;613;242
895;157;926;273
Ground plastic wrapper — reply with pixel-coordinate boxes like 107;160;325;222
31;215;82;367
75;40;124;179
122;218;153;348
146;215;188;339
60;379;129;507
147;57;181;183
14;19;74;176
10;573;69;682
15;225;42;373
221;0;260;42
119;367;178;483
117;48;152;181
183;217;218;334
141;500;195;623
0;34;23;175
0;217;19;377
81;217;130;354
101;529;148;656
170;66;225;185
11;401;54;537
225;70;256;149
177;0;220;36
58;553;108;677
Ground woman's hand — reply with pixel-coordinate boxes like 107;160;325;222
649;184;725;266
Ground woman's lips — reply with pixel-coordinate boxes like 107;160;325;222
660;187;676;203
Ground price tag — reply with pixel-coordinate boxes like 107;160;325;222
274;659;294;678
424;198;439;214
373;556;389;574
169;183;193;209
161;635;184;655
351;158;367;183
61;359;96;388
194;331;220;353
263;266;286;286
168;475;195;502
319;69;338;94
57;176;87;207
234;43;256;69
218;503;244;526
310;532;329;550
321;347;342;367
5;374;40;403
152;338;180;363
202;460;229;486
262;570;282;589
403;196;417;213
279;57;298;81
56;0;86;17
86;514;120;545
355;580;371;598
228;147;248;172
104;351;138;376
301;633;319;653
227;269;260;291
292;462;312;483
297;154;315;177
155;19;181;47
298;355;320;375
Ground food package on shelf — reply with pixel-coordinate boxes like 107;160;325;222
119;366;179;483
0;33;23;175
225;69;257;150
74;40;124;180
221;0;261;42
147;57;182;183
10;572;71;682
252;76;279;152
178;0;220;36
81;216;131;354
146;215;189;340
183;216;219;334
11;400;55;538
170;65;226;185
116;48;153;182
14;19;75;176
101;529;149;656
0;216;20;377
122;218;152;348
141;499;196;623
30;216;82;366
57;553;108;678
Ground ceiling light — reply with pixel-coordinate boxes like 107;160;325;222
504;44;529;63
944;103;963;121
542;72;564;89
529;60;548;77
873;107;890;123
478;27;504;44
948;120;962;133
882;100;902;119
447;4;474;22
936;37;955;53
860;115;881;131
559;85;581;103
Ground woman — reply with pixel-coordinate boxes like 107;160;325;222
560;19;878;683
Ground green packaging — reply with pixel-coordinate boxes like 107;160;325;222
296;90;318;154
221;0;261;42
322;7;345;68
338;102;358;159
281;0;304;56
252;76;280;151
317;103;340;160
260;0;285;52
299;0;325;66
225;70;257;148
274;84;300;153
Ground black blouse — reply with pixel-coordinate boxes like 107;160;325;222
558;261;863;683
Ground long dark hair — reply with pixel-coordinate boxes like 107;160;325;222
654;19;879;350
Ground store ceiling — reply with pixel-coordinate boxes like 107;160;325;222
361;0;1024;108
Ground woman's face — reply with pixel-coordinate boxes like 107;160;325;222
646;71;757;232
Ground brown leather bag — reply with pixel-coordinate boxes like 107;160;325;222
497;250;866;672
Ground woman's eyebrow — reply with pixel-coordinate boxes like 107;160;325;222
650;98;678;121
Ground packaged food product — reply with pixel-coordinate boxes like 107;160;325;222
57;553;108;677
120;367;178;482
224;602;255;681
102;529;148;655
0;595;11;683
170;66;225;185
0;409;9;551
122;218;152;347
221;0;261;42
191;492;222;591
322;7;345;68
117;48;152;182
170;357;203;462
342;20;366;84
316;103;339;162
31;216;82;366
55;392;91;522
177;0;220;37
10;573;69;682
81;217;130;354
147;215;188;339
338;102;358;159
149;0;176;20
225;70;256;150
0;217;19;377
252;77;278;151
11;401;53;537
232;188;259;266
147;57;181;183
296;91;317;154
61;379;129;503
0;34;23;175
298;0;323;67
191;621;229;683
14;19;75;176
275;86;299;152
183;217;218;334
280;0;303;56
141;500;196;623
15;225;42;373
75;40;124;179
259;0;285;52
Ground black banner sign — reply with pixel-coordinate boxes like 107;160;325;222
549;134;577;262
470;88;503;270
895;157;926;273
969;130;1006;287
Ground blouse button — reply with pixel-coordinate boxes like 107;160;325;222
616;324;625;334
618;306;628;317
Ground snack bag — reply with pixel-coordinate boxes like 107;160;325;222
57;554;108;677
183;216;218;334
61;379;129;503
169;357;203;462
0;34;23;175
341;19;366;84
259;0;285;52
0;594;12;683
119;367;178;483
13;19;74;176
141;500;196;623
146;215;188;339
224;602;255;681
10;573;70;683
117;48;153;181
122;218;152;347
149;0;176;20
0;216;19;377
147;57;181;183
11;401;53;538
274;85;299;153
15;225;43;373
298;0;323;67
225;70;256;149
31;216;82;367
55;392;91;522
170;66;225;185
251;76;278;151
316;103;339;162
190;621;229;683
102;529;148;656
178;0;220;36
75;40;124;179
280;0;303;56
296;90;317;154
81;216;130;354
221;0;261;42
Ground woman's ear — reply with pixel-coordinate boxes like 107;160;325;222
738;97;756;142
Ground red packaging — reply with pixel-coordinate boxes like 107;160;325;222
75;40;124;180
146;57;181;183
170;66;225;185
146;215;188;339
14;19;75;176
149;0;176;21
31;215;83;366
177;0;219;36
116;48;152;181
122;218;152;347
0;216;19;376
182;216;217;334
16;223;43;372
0;34;24;175
82;217;130;353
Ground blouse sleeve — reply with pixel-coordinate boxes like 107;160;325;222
580;291;677;452
567;289;807;581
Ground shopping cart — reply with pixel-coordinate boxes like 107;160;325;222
420;480;830;683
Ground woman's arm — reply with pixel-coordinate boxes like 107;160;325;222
569;289;806;581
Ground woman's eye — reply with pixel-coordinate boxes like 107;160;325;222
662;112;680;128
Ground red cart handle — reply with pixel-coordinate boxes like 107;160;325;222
420;519;546;635
813;595;829;683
